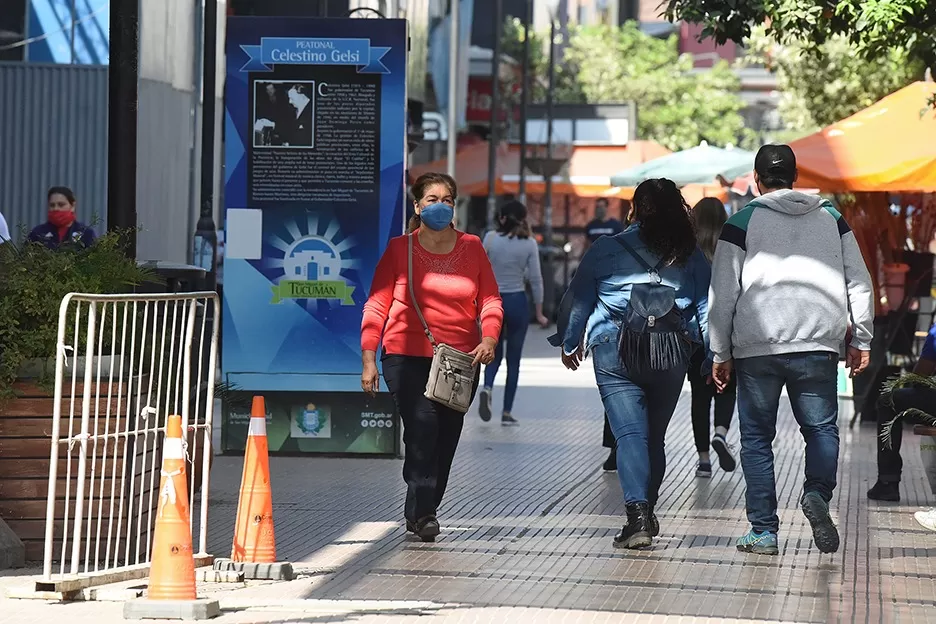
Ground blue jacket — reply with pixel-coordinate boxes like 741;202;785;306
551;225;711;360
28;221;97;250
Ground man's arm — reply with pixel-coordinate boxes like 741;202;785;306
708;212;749;363
838;217;874;351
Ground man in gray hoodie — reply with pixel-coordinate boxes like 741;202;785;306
709;145;874;556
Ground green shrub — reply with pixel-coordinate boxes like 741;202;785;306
0;231;153;397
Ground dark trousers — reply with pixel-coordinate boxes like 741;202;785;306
687;347;736;453
483;291;530;413
877;386;936;483
603;412;615;449
382;354;478;523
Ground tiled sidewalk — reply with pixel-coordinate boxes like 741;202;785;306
3;330;936;622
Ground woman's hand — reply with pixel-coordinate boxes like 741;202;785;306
362;351;379;396
561;345;584;371
534;304;549;329
470;337;497;367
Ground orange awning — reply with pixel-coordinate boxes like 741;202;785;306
790;82;936;192
409;141;671;198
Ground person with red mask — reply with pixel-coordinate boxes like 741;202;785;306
28;186;96;249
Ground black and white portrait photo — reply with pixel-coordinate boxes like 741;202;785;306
253;81;315;149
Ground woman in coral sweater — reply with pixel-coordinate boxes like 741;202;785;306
361;172;503;542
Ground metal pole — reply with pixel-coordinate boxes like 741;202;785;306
197;0;219;288
69;0;77;64
485;0;503;232
544;18;556;245
187;0;205;265
542;18;557;318
446;0;459;180
107;0;139;259
517;0;531;204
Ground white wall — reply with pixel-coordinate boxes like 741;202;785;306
135;0;199;262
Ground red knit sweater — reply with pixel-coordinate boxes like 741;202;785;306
362;232;504;358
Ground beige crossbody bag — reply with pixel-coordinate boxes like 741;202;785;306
407;233;478;413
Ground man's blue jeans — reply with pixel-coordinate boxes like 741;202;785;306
592;339;687;506
735;352;839;535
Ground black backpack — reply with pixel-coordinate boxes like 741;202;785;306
613;236;696;373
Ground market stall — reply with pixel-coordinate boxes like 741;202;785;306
784;81;936;424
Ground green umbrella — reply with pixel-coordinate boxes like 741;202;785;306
610;144;755;187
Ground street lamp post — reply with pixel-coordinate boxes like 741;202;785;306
485;0;503;232
541;15;558;317
517;0;532;204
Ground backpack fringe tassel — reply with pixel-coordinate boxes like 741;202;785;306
619;329;690;374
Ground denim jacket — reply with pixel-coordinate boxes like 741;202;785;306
551;225;712;363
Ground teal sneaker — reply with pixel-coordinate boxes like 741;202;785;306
736;529;779;555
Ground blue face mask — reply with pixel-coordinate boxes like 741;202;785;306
419;202;454;231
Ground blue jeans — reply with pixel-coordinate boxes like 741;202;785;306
592;338;687;506
483;291;530;413
735;352;839;535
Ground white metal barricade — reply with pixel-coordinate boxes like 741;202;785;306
37;292;219;593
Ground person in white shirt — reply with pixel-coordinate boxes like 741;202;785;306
0;210;10;242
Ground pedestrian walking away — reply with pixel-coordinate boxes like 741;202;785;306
361;172;504;543
479;200;548;426
689;197;738;478
556;178;711;550
708;144;874;556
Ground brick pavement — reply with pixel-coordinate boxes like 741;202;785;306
2;328;936;622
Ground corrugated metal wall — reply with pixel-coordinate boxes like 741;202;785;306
0;62;109;239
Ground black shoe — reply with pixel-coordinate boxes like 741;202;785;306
801;492;839;554
479;389;492;422
867;480;900;502
711;434;737;472
648;508;660;538
613;502;652;549
405;519;418;534
416;515;441;542
603;449;617;472
501;412;519;426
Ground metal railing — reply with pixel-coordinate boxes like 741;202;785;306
38;292;219;591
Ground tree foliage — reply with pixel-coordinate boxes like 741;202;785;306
503;21;755;151
745;26;923;132
664;0;936;69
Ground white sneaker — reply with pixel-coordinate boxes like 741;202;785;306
914;508;936;532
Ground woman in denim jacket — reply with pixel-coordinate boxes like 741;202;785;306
557;178;711;549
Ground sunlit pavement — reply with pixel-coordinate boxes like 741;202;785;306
3;327;935;622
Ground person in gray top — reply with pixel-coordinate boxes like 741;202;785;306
709;144;873;556
479;201;548;425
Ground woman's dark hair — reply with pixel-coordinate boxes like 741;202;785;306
48;186;77;205
408;172;457;233
692;197;728;263
496;200;532;239
632;178;696;267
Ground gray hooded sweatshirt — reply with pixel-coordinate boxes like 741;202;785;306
708;189;874;362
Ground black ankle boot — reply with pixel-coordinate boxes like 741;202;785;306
614;502;652;549
648;507;660;538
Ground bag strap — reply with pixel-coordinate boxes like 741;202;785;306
407;233;437;348
612;236;665;280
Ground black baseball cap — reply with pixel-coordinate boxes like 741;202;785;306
754;144;797;182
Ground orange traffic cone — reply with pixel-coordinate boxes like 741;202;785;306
148;414;197;601
231;396;277;563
